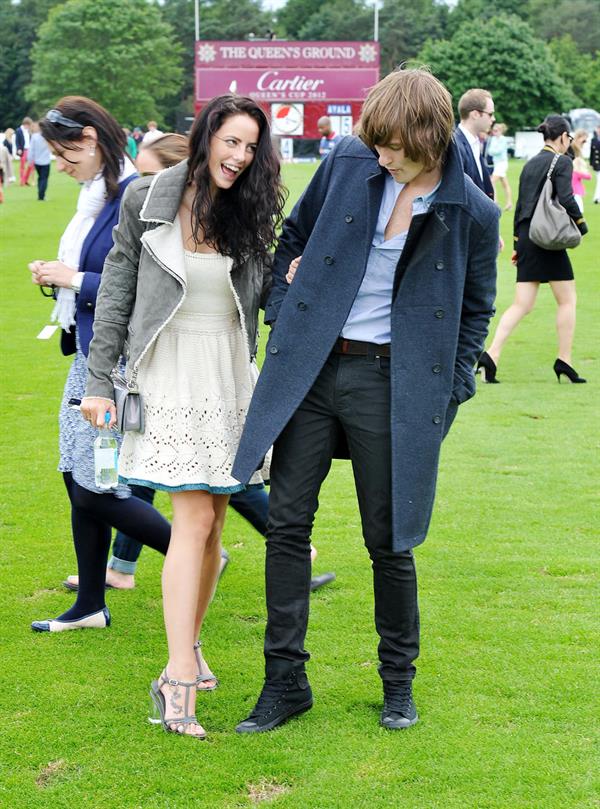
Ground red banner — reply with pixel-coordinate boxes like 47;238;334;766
195;40;380;104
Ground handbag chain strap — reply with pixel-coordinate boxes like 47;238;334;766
546;152;560;181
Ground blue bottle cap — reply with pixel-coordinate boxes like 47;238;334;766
104;411;111;425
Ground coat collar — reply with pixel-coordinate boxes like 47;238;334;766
364;138;468;209
140;159;189;224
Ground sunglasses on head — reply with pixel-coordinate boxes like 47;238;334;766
45;109;84;129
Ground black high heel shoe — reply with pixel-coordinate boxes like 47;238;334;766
553;359;587;384
476;351;499;383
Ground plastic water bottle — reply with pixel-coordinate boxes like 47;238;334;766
94;411;118;490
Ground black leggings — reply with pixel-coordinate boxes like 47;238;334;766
59;473;171;620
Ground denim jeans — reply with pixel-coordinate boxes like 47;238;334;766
107;484;270;573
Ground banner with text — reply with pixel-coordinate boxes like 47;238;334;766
195;41;380;103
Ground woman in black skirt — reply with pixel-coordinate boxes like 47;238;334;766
478;115;589;383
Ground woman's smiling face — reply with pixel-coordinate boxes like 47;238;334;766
207;114;259;192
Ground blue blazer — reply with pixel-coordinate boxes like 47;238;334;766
232;136;499;551
454;127;494;199
61;174;137;356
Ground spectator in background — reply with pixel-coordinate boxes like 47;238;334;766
2;128;16;184
16;116;33;186
0;138;10;202
488;123;513;211
132;126;144;148
591;123;600;204
454;88;495;200
28;122;52;201
123;127;137;161
571;129;591;213
478;115;588;385
317;116;341;159
142;120;163;145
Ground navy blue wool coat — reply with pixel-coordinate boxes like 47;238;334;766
232;136;499;551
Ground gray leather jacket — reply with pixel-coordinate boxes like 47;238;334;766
85;160;272;400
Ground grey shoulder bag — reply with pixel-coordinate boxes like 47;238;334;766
112;369;145;433
529;153;581;250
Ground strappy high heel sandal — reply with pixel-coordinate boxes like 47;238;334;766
194;640;219;691
149;671;207;739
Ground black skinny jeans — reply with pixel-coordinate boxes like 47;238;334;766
264;352;419;684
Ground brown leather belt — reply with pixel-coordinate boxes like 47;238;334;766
333;337;390;357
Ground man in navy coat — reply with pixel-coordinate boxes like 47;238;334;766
233;69;499;733
454;87;495;200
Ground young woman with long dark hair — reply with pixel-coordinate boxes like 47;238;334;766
81;95;286;738
478;114;589;384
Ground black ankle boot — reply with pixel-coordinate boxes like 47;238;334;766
235;671;313;733
553;359;587;384
476;351;500;383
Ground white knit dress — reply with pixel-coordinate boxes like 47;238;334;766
118;251;268;493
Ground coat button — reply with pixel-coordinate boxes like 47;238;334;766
324;255;334;265
297;301;307;310
435;309;444;319
435;260;444;270
432;364;441;374
269;346;279;355
432;415;442;425
344;214;353;223
86;302;94;309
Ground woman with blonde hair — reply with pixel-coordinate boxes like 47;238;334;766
571;129;591;212
488;122;512;210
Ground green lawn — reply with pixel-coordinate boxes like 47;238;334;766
0;161;598;809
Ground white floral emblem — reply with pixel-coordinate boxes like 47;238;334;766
197;44;216;63
358;44;377;63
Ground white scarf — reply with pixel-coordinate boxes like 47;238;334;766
52;158;137;330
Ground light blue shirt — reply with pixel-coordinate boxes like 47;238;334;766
341;173;439;343
27;132;51;166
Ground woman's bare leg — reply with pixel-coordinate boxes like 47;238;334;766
193;494;229;687
487;282;539;365
160;490;219;736
549;280;577;365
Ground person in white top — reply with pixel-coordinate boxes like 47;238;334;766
141;120;164;145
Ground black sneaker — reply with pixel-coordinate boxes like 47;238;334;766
380;681;418;729
235;672;313;733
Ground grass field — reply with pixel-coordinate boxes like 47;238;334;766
0;160;598;809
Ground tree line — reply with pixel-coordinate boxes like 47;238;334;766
1;0;598;132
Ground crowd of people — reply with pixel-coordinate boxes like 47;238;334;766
15;65;591;740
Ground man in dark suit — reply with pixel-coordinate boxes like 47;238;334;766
233;68;499;735
455;88;495;200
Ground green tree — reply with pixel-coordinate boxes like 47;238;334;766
549;36;600;111
276;0;323;38
26;0;183;126
296;0;373;41
417;14;576;131
379;0;448;74
528;0;600;55
446;0;527;36
0;0;64;126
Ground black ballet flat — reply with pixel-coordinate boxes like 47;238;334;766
553;359;587;384
476;351;500;383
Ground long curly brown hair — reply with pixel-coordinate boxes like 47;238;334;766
187;95;287;263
